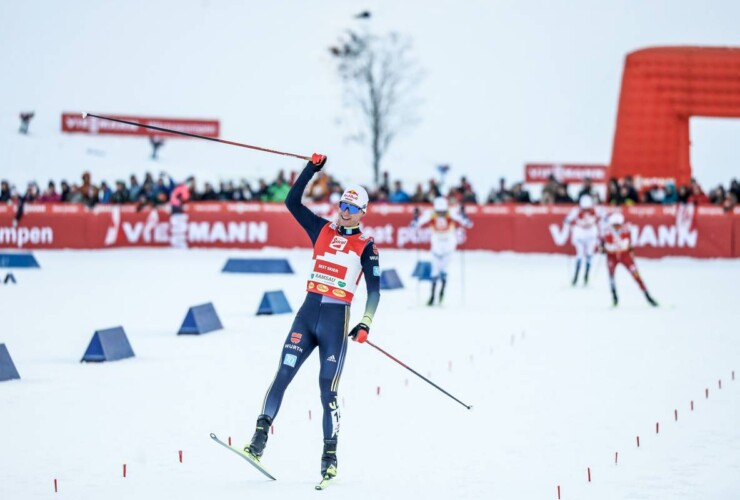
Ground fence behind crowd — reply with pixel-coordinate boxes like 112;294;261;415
1;203;738;258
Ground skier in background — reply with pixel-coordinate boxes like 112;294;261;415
601;212;658;307
245;154;381;485
411;196;472;306
564;194;601;285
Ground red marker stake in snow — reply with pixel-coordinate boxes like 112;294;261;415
179;450;183;463
674;409;678;421
691;400;694;411
557;485;561;499
309;410;312;421
706;388;709;399
271;425;274;435
376;386;381;396
615;451;619;465
228;436;232;446
587;467;592;482
54;479;58;493
636;436;640;447
656;422;660;434
123;464;127;478
718;379;722;389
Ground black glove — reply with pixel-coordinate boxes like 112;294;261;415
309;153;327;171
349;322;369;343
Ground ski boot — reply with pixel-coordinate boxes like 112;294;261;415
320;439;338;480
583;263;590;286
438;279;446;305
245;414;272;459
644;291;658;307
611;288;619;307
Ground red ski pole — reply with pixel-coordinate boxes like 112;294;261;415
80;112;312;161
365;340;473;410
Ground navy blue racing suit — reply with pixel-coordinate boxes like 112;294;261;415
259;163;381;441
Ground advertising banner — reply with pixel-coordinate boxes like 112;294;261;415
61;113;220;138
525;163;608;184
0;203;737;258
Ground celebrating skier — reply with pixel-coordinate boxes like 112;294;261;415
245;154;381;487
411;196;472;306
601;212;658;307
564;194;601;286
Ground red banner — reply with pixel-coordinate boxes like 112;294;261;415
0;203;738;258
525;163;608;183
60;113;220;138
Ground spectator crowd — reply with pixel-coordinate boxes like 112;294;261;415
1;170;738;213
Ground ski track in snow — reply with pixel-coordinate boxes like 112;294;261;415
1;249;739;499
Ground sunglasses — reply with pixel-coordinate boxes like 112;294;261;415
339;202;362;214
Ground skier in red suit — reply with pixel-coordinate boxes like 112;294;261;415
601;212;658;307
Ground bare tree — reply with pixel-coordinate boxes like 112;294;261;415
329;28;422;186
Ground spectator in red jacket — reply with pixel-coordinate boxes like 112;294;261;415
687;182;709;205
39;181;61;203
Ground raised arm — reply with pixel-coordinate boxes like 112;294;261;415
285;155;330;244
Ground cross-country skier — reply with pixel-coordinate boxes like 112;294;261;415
411;196;472;306
245;154;381;486
601;212;658;307
564;194;601;286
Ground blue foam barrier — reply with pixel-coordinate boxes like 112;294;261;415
81;327;135;362
411;261;433;281
380;269;404;290
0;253;40;268
178;302;223;335
222;258;293;274
257;290;293;315
0;344;21;382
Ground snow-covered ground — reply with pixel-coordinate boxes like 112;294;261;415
1;248;738;499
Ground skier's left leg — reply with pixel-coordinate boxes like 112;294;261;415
625;255;658;306
437;251;452;304
428;252;443;306
572;240;584;286
316;303;350;479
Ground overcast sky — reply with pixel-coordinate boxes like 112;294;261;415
1;0;739;193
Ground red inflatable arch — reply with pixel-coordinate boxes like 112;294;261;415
609;46;740;186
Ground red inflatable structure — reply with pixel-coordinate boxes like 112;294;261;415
610;46;740;186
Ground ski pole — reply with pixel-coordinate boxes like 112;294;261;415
365;340;473;410
80;113;312;161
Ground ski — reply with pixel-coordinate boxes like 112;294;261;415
315;475;334;490
209;433;276;480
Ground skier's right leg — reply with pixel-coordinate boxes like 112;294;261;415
607;255;619;306
247;300;318;457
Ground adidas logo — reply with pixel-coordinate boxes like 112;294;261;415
326;355;337;363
